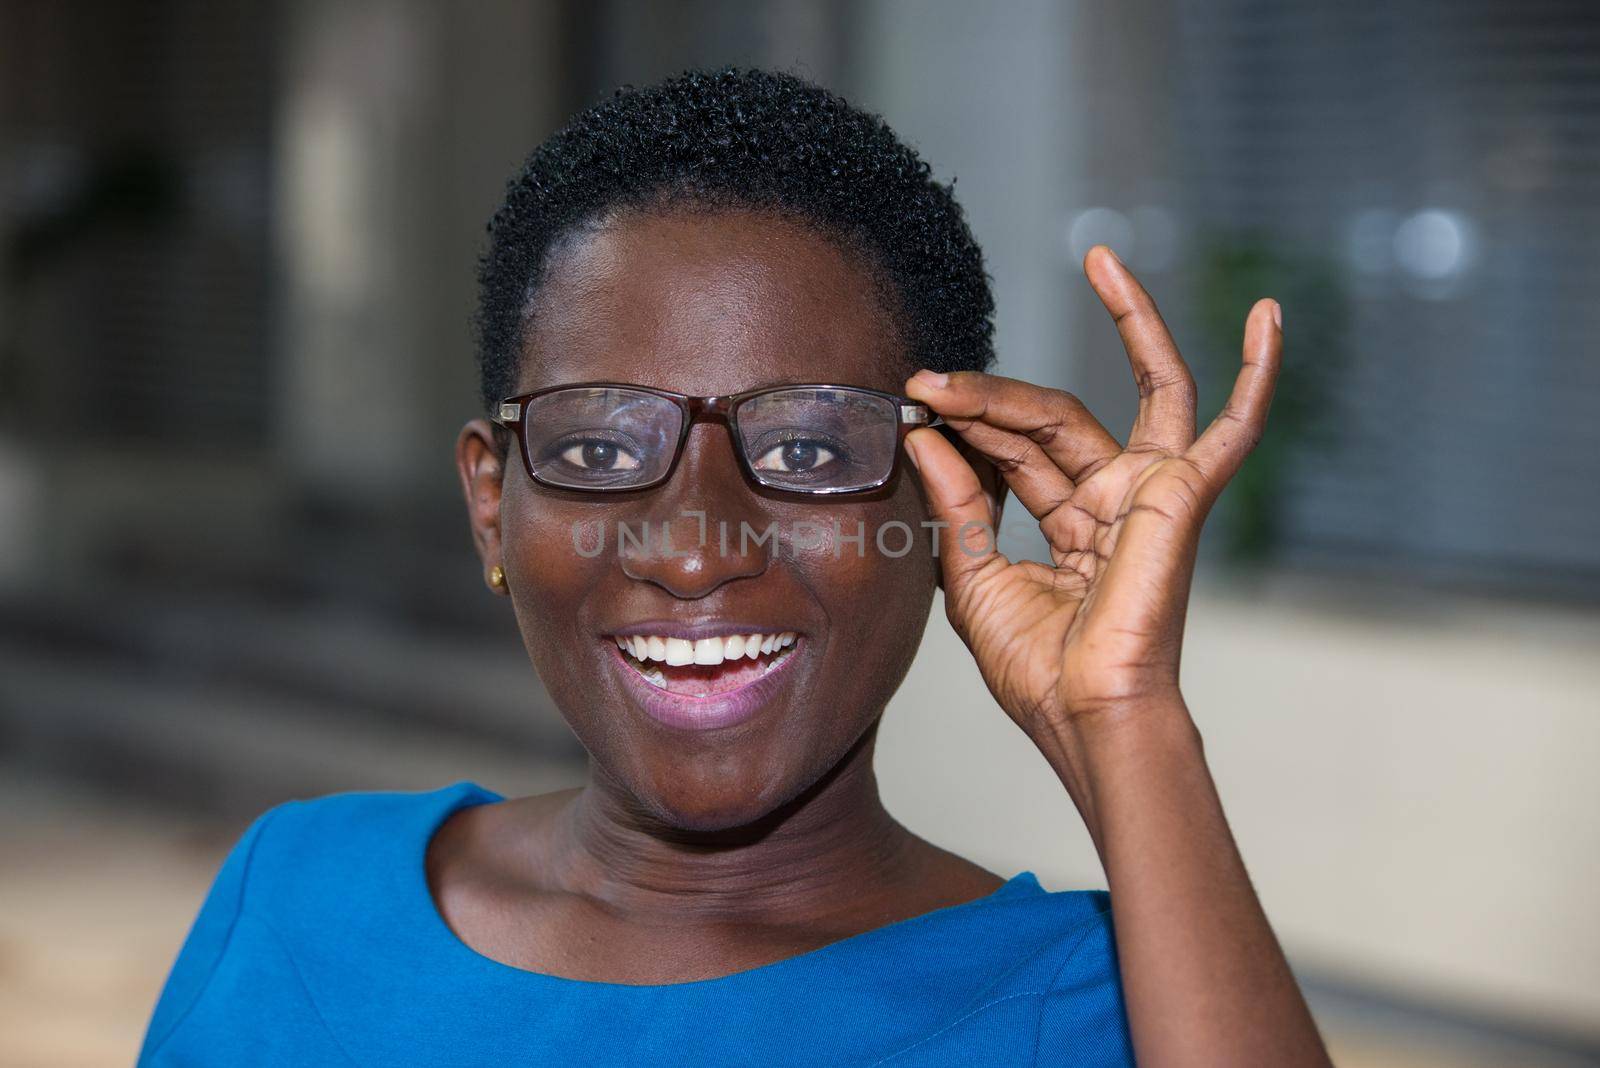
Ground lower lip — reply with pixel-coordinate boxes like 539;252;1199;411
607;641;801;731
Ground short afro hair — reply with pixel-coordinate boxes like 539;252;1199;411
473;66;997;413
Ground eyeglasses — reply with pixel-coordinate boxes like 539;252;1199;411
493;382;940;495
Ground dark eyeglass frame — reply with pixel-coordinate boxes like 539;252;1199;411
492;381;943;495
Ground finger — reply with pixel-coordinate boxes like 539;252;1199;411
1188;298;1282;488
905;370;1120;481
903;427;1005;601
930;417;1074;523
1082;245;1197;453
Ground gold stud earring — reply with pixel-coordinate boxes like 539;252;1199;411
488;565;506;590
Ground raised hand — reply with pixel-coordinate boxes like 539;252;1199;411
903;245;1282;739
905;246;1328;1068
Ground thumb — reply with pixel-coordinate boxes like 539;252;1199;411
905;427;1004;605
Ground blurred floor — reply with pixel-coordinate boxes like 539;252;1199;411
1;770;227;1068
4;764;1595;1067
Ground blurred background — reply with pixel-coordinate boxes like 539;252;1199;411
2;1;1597;1065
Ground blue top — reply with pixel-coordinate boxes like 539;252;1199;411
138;782;1133;1066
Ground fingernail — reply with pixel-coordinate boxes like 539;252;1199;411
1105;246;1124;266
1271;300;1282;329
912;368;949;390
903;436;922;470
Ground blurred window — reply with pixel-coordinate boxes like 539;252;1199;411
1166;1;1600;595
2;3;276;449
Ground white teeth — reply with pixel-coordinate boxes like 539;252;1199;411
615;631;799;671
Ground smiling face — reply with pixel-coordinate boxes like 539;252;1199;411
478;206;942;832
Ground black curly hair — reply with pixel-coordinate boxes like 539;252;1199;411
473;66;997;414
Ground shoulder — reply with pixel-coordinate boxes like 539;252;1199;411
1025;886;1133;1064
847;881;1132;1066
238;781;500;924
873;872;1120;997
138;782;499;1064
963;880;1131;1064
251;781;499;865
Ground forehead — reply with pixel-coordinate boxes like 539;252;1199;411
519;207;905;397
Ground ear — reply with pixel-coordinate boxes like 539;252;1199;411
931;426;1008;593
456;418;508;594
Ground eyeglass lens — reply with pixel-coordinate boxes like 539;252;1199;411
734;388;897;492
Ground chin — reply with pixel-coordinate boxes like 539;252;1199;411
630;763;808;837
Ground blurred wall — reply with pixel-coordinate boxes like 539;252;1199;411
274;0;572;507
879;583;1600;1038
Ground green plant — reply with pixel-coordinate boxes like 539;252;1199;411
1190;232;1348;561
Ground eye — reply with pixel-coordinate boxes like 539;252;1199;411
557;438;642;472
752;438;838;473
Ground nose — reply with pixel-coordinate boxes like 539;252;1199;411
618;422;771;598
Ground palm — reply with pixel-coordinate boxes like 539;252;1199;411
905;246;1281;735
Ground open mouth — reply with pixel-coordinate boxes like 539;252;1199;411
611;632;799;698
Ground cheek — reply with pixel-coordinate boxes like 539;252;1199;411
499;492;609;673
785;487;939;704
500;497;652;778
506;510;591;596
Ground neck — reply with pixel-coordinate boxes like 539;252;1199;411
546;723;919;925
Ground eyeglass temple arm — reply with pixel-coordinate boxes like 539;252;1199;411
494;402;522;426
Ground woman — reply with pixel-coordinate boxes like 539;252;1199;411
140;68;1330;1066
